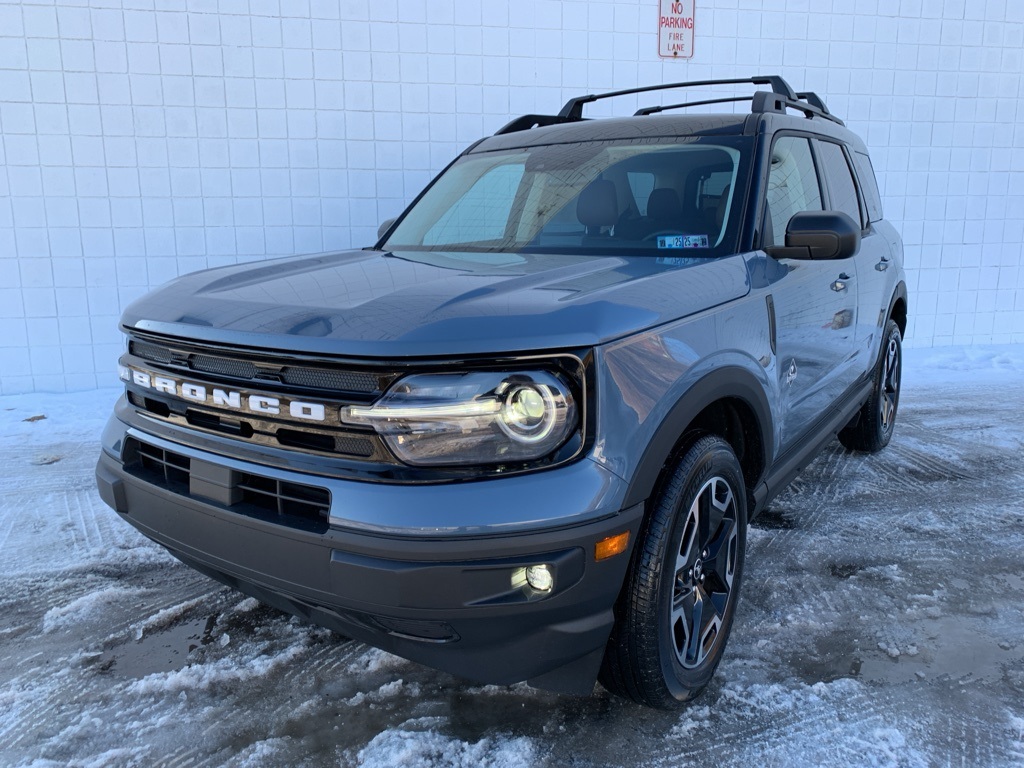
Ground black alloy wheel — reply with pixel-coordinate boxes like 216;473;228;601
839;318;902;452
600;434;747;708
670;474;739;669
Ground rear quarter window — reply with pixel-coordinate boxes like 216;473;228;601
852;151;884;223
816;141;864;228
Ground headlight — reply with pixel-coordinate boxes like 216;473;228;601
341;370;579;466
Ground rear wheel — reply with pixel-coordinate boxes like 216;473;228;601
600;435;747;708
839;318;902;453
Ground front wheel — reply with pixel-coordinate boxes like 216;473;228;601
839;318;902;453
600;435;747;708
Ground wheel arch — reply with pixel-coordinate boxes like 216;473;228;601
871;281;908;371
622;367;773;511
889;281;908;337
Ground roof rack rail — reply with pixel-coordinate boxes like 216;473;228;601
493;114;573;135
751;90;845;126
557;75;797;120
796;92;835;117
491;75;844;135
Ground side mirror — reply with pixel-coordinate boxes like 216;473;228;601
377;217;397;241
765;210;860;260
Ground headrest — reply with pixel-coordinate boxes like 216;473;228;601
576;179;619;228
647;188;681;222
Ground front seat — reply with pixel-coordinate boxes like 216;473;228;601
576;179;619;238
646;188;683;229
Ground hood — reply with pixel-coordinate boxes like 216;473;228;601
122;249;751;357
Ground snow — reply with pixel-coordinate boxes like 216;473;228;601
124;637;309;695
1;344;1023;766
41;586;147;634
356;730;536;768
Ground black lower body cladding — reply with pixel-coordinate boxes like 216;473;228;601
95;447;644;693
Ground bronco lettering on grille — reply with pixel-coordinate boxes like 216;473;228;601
120;365;329;422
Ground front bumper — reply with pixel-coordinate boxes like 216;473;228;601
95;412;643;693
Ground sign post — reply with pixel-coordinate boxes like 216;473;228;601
658;0;695;59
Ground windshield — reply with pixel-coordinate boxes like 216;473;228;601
382;137;750;257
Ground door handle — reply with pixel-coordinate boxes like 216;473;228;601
831;274;850;292
875;256;890;272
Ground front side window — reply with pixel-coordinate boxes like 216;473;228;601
383;138;750;257
765;136;822;246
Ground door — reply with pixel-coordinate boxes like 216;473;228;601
844;147;898;372
762;135;860;450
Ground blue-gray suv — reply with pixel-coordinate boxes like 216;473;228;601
96;76;907;708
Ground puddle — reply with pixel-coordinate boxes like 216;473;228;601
787;617;1023;686
828;563;863;579
752;509;797;530
97;615;218;678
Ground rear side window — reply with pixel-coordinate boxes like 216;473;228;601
852;151;883;223
817;141;864;228
765;136;823;247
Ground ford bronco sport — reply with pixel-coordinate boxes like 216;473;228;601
96;76;907;708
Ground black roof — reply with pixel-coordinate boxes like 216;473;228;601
475;114;750;152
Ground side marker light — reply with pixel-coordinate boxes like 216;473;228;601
595;531;630;561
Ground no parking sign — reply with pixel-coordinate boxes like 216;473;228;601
658;0;695;59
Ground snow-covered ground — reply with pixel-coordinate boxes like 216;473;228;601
2;346;1023;767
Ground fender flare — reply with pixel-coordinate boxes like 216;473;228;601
873;280;908;368
888;280;908;330
622;366;774;509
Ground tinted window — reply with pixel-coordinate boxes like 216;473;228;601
386;138;750;256
817;141;863;228
765;136;822;246
626;171;655;216
852;151;883;222
423;163;525;245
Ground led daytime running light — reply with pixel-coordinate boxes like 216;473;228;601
345;399;501;422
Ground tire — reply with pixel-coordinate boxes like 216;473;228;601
839;318;902;453
599;435;747;708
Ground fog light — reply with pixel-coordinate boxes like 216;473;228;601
526;564;553;592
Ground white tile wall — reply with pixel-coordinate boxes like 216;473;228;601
1;0;1023;393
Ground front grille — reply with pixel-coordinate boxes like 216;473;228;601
280;366;375;392
126;389;383;461
136;440;190;488
131;339;174;365
191;354;259;380
124;332;398;463
129;336;384;397
125;437;331;533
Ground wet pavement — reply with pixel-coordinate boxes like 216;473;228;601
1;346;1023;766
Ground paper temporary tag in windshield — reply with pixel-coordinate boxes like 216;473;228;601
657;234;709;249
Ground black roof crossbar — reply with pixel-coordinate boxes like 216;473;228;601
635;95;755;116
557;75;798;120
492;76;844;135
